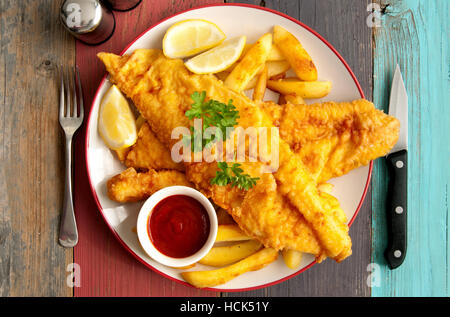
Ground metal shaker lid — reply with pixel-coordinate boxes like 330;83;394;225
60;0;103;34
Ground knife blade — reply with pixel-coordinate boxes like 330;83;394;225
385;64;408;269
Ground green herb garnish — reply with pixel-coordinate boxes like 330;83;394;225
184;91;258;190
211;162;260;190
184;91;239;151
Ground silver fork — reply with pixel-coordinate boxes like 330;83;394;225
58;66;84;248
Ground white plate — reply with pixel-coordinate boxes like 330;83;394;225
85;4;371;292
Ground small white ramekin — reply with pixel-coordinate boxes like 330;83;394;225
136;186;218;268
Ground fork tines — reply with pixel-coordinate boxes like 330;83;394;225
59;66;84;120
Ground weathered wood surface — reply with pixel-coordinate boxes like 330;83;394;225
371;0;449;296
0;0;376;297
0;0;74;296
6;0;445;297
224;0;373;297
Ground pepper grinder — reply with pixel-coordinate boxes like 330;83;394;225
60;0;116;45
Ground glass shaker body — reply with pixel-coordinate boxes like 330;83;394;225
60;0;115;45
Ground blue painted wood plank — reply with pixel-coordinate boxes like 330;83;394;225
372;0;449;296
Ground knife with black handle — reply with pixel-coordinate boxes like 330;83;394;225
385;65;408;269
385;149;407;269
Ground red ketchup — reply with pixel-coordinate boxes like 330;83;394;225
148;195;210;258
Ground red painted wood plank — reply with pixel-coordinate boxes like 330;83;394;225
73;0;220;296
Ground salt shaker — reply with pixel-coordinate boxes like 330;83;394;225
60;0;116;45
105;0;142;11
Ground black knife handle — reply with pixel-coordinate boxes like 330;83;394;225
385;150;407;269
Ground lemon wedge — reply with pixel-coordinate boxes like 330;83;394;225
98;85;137;150
185;36;247;74
163;19;226;59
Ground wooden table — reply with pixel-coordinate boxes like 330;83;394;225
1;0;447;297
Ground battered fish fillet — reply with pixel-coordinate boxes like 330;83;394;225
260;101;400;183
98;49;395;262
107;167;192;202
124;122;184;172
184;160;327;256
110;100;397;250
238;173;322;255
98;49;350;261
107;99;396;254
123;100;398;186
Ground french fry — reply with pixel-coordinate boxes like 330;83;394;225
281;249;303;269
216;208;235;225
284;94;305;105
273;25;318;81
220;62;286;90
198;240;262;267
216;224;250;242
270;72;286;81
224;33;272;92
218;68;261;89
240;43;252;58
181;248;278;288
266;60;290;78
267;44;285;61
241;43;285;61
252;61;289;78
226;51;274;74
267;79;331;98
253;64;268;101
244;75;258;90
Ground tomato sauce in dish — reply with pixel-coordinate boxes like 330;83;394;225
148;195;210;258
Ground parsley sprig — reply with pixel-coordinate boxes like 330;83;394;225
211;162;260;191
184;91;258;190
184;91;239;151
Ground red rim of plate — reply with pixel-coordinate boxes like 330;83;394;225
84;3;373;293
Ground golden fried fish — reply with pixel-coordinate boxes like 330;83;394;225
98;49;398;262
107;167;192;203
125;122;184;172
262;100;399;183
